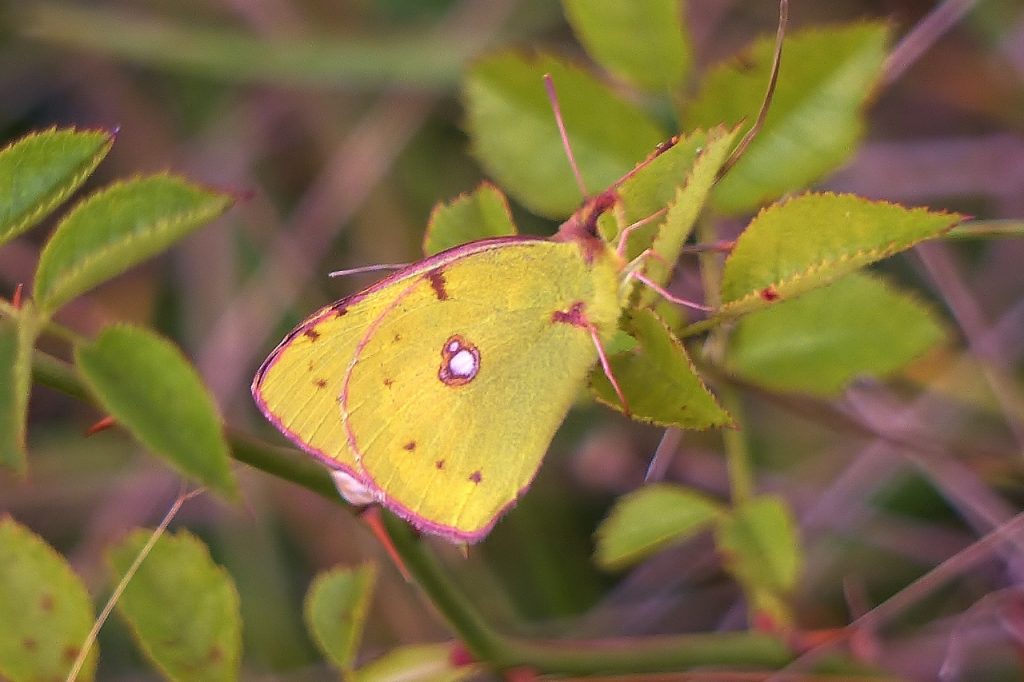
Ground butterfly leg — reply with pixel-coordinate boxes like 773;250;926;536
614;209;667;260
585;319;631;416
624;249;714;312
553;301;631;415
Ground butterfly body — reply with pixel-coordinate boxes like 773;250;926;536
253;234;624;542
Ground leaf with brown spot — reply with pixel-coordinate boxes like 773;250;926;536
0;517;97;681
108;529;241;682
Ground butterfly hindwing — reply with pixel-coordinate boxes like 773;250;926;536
252;297;375;480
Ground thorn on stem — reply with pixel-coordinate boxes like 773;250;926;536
85;415;117;436
358;507;412;582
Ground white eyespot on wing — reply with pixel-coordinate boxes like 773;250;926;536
438;335;480;386
449;349;477;378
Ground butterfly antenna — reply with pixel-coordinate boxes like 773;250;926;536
544;73;589;199
716;0;789;182
329;263;408;278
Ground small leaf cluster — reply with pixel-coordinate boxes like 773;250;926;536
0;128;235;493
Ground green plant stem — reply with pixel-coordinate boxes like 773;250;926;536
20;1;471;89
227;429;342;501
945;219;1024;240
29;348;882;677
720;386;754;504
0;298;87;345
382;512;804;675
696;219;755;504
679;313;723;338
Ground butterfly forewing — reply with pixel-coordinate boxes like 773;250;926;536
342;239;621;542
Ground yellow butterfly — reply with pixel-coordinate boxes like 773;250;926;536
252;193;632;543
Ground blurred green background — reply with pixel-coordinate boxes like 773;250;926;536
2;1;1024;679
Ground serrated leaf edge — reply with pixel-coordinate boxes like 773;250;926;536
641;124;741;288
592;308;733;429
0;127;116;247
719;192;961;315
422;180;516;256
35;173;231;312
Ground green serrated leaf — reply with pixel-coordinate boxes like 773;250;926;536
595;483;724;570
595;128;710;249
33;174;232;313
719;193;960;316
422;182;517;257
562;0;692;92
304;564;376;673
591;308;731;428
74;324;237;497
727;271;947;395
0;127;114;247
464;51;665;219
639;126;740;303
716;496;801;594
108;529;240;682
355;643;478;682
683;23;889;214
0;516;97;682
0;305;42;474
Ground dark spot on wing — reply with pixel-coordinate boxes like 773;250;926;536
435;459;445;469
307;360;315;371
394;333;402;342
314;378;327;389
552;301;586;327
426;268;449;300
383;377;394;387
333;304;348;317
303;328;321;341
760;286;780;301
40;594;54;612
404;441;416;451
22;638;36;651
63;646;79;662
469;470;482;484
